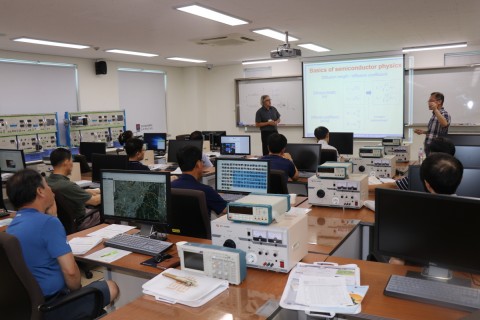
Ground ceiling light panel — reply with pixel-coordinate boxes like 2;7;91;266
12;37;89;49
105;49;158;57
176;4;249;26
252;29;298;42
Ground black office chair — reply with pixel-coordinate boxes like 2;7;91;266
175;134;190;141
169;188;211;239
320;149;338;165
0;232;105;320
53;191;100;278
268;169;289;194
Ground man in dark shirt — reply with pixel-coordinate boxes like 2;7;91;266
261;133;299;181
255;95;281;155
125;138;150;171
171;145;227;218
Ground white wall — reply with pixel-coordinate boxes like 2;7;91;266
2;44;479;158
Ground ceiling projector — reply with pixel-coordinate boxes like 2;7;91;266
270;47;301;58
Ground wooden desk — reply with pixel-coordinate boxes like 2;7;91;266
326;256;471;320
0;211;15;232
70;225;328;310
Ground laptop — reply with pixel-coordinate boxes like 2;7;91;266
215;158;269;202
217;135;251;159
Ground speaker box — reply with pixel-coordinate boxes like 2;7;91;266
95;61;107;75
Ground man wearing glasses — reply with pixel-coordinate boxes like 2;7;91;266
414;92;451;155
255;95;281;155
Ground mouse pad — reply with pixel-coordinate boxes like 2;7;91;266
141;254;180;270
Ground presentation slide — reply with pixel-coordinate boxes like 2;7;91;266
303;55;404;138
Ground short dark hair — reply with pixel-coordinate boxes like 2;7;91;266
430;92;444;104
6;169;45;209
314;126;329;140
50;147;72;167
177;145;202;171
189;131;204;141
429;137;455;155
267;133;288;154
420;153;463;194
118;130;134;145
124;138;144;157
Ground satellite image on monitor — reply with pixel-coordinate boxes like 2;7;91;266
113;180;167;221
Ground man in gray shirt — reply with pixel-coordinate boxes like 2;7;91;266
255;95;281;155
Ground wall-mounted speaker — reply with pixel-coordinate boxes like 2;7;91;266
95;61;107;75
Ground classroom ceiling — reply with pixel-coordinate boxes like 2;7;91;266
0;0;479;68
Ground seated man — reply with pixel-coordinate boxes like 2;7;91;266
189;130;213;168
125;137;150;171
6;169;118;308
370;136;456;191
314;126;339;159
47;148;101;230
118;130;133;146
420;153;463;195
261;133;299;181
172;145;226;218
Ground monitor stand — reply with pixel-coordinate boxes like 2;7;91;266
136;223;168;241
406;266;471;287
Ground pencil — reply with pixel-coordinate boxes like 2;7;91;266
162;272;197;287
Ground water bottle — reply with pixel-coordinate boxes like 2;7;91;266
418;147;425;164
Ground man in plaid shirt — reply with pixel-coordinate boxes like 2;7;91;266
414;92;451;155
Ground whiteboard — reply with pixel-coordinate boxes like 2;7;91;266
408;67;480;125
236;76;303;126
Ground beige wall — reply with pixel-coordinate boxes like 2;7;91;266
1;44;479;157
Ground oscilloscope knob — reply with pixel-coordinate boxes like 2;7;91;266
316;189;326;198
359;165;365;172
223;239;236;249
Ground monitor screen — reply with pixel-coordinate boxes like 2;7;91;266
374;188;480;274
79;142;106;162
101;170;171;227
0;149;25;173
454;146;480;168
215;158;269;194
202;131;226;149
167;140;203;163
284;143;321;172
447;134;480;146
328;132;354;155
143;133;167;152
220;135;251;155
91;154;129;183
409;165;480;198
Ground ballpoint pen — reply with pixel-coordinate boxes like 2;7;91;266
162;272;197;287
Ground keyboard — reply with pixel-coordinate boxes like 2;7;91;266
104;233;173;256
219;193;246;202
298;171;315;178
385;274;480;311
75;180;92;188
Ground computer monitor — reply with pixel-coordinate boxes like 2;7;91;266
447;134;480;146
328;132;354;155
79;142;106;162
91;154;129;183
143;132;167;153
320;149;338;165
0;149;26;173
215;158;269;194
202;131;226;150
409;165;480;198
101;170;171;235
284;143;321;172
220;135;251;156
167;140;203;163
454;146;480;168
375;188;480;282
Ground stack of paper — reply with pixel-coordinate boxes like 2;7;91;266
142;268;229;307
69;236;103;255
87;224;136;239
280;262;369;317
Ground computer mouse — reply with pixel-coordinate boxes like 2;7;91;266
154;253;172;263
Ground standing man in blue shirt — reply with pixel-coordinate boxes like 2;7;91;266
7;169;118;310
414;92;451;155
171;145;227;219
261;133;299;181
256;95;281;155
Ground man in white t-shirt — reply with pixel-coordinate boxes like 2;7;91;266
314;126;339;160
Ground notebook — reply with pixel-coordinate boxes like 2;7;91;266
215;158;269;202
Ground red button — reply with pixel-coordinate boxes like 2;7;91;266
280;261;284;268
